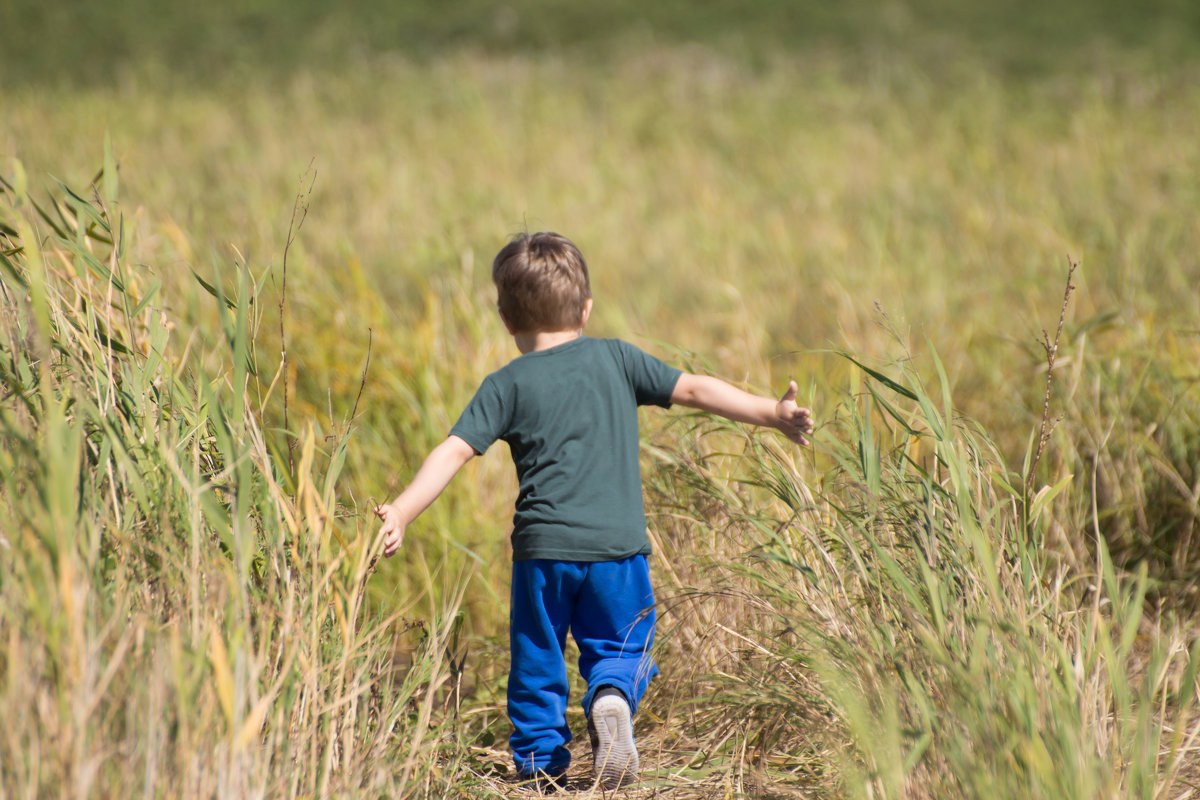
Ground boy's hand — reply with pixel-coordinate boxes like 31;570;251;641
775;380;814;446
374;503;408;557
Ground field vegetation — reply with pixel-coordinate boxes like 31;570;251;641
2;1;1199;797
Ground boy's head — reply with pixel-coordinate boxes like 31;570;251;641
492;232;592;334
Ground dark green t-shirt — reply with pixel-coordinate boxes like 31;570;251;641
449;336;682;562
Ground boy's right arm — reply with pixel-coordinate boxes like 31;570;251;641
374;434;477;556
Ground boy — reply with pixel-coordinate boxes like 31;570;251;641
375;232;813;791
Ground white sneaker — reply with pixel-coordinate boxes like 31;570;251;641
588;688;639;789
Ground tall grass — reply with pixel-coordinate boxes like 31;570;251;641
646;343;1200;797
4;30;1200;797
0;167;475;797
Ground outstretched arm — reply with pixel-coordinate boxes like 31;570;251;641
374;434;477;556
671;374;814;445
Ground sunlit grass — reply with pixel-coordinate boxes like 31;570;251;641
2;41;1199;797
0;174;475;797
646;350;1200;796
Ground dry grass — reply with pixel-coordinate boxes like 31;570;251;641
0;175;477;798
3;41;1199;798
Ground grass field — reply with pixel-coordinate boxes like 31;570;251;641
3;2;1199;797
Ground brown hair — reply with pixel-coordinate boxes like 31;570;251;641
492;232;592;333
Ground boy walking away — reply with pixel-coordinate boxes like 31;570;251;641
375;232;813;791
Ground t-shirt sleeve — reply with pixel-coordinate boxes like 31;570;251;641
615;340;683;408
448;375;509;455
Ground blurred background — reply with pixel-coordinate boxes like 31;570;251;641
3;2;1199;797
3;0;1199;83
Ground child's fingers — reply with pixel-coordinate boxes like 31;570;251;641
781;408;814;446
789;406;814;428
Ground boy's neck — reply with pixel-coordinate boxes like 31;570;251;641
513;328;583;354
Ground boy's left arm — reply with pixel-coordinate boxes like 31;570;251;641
374;434;477;556
670;374;814;445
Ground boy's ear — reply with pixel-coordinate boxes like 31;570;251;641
580;298;593;328
498;307;518;335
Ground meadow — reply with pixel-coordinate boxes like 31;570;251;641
2;2;1199;797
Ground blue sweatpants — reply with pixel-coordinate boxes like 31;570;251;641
508;554;658;776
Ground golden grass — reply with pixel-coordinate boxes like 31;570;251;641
3;45;1199;797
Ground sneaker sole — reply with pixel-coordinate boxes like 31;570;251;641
591;694;639;789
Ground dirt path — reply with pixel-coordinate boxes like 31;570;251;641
465;731;818;799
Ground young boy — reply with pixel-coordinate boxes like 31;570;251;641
375;232;812;791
